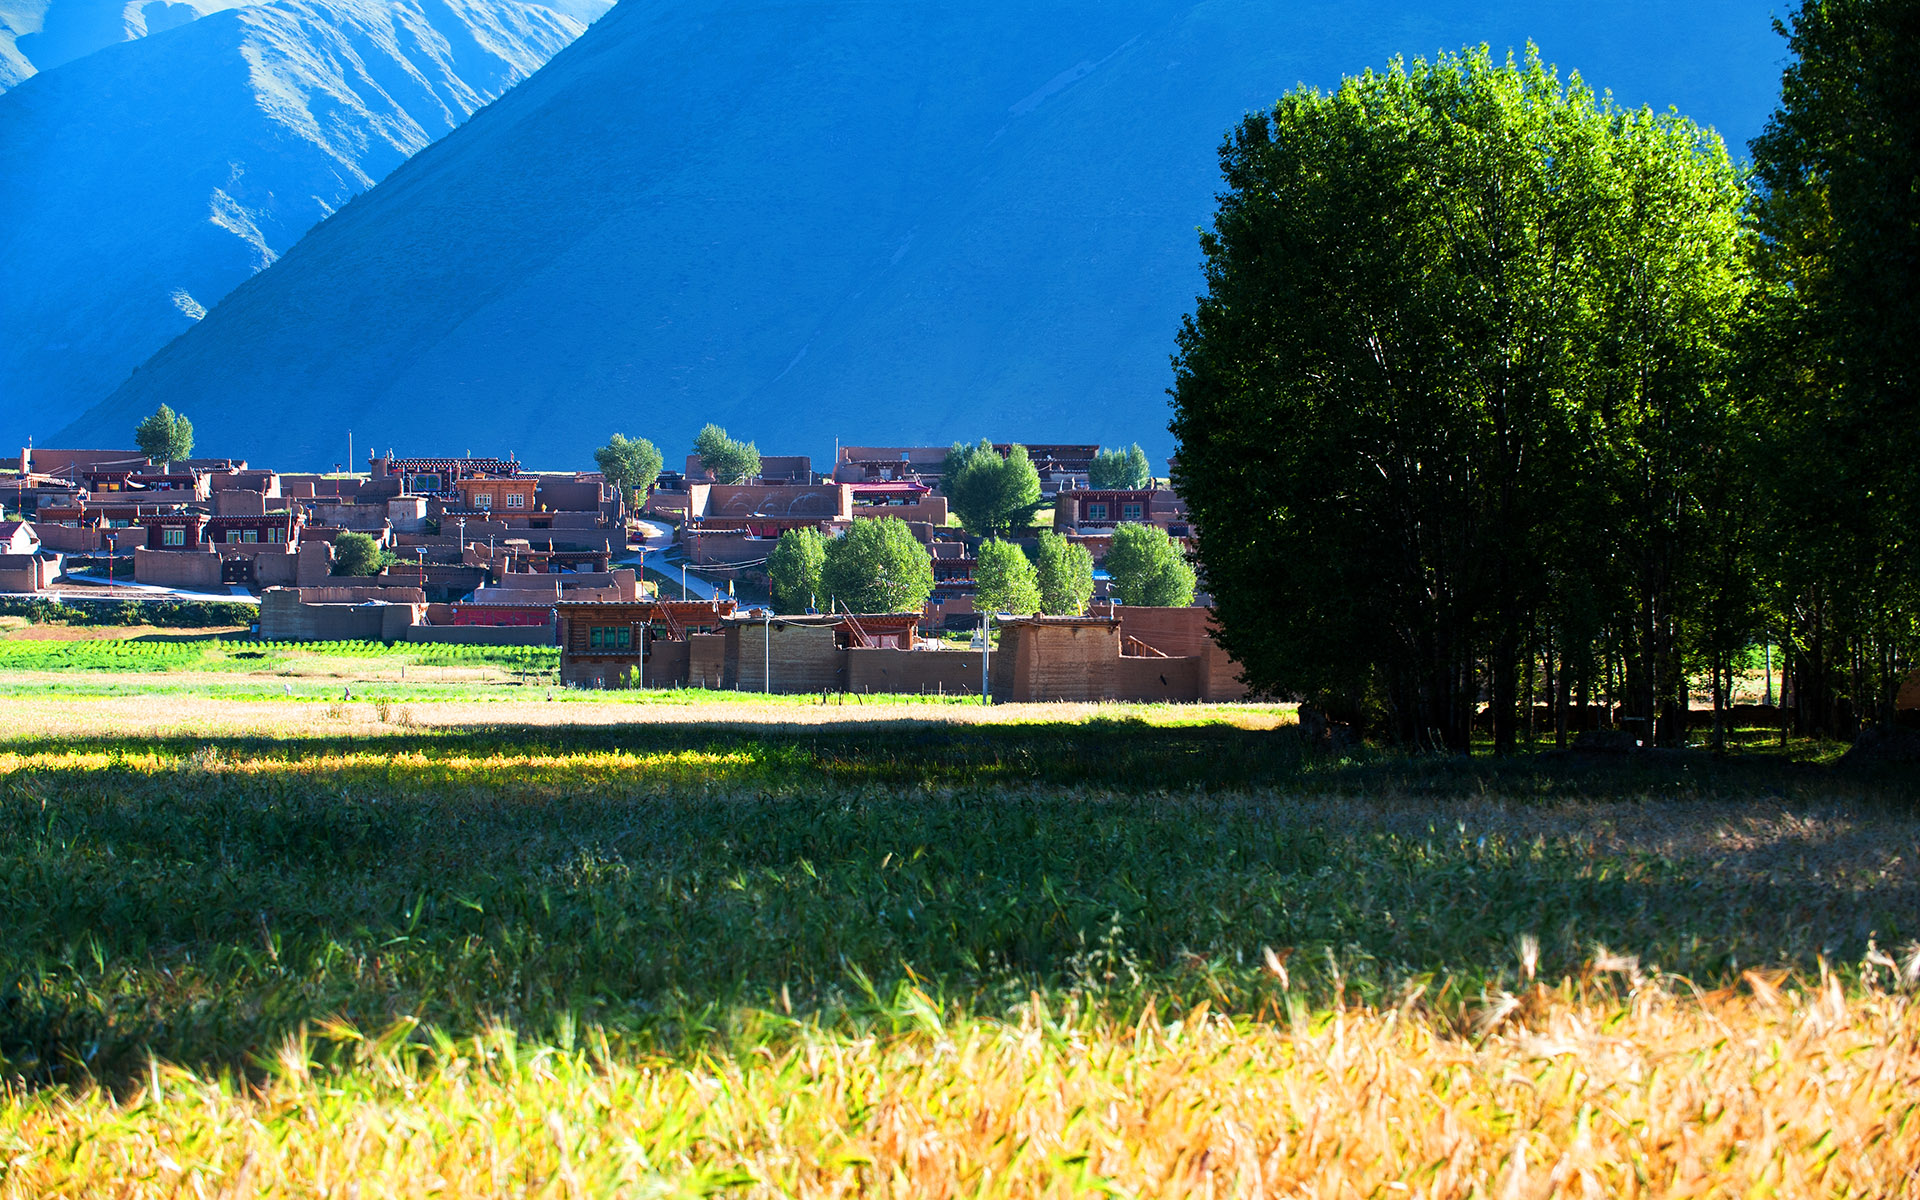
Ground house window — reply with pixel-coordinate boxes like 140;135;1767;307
1087;503;1108;521
474;493;492;510
588;625;632;650
1121;503;1144;521
505;493;525;509
237;529;259;543
269;528;286;543
162;528;185;546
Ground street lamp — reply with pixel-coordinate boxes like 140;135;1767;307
979;609;992;705
764;608;773;695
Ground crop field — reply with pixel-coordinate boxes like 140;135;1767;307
1;692;1918;1196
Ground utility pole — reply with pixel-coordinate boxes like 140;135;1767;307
980;610;991;705
764;609;773;695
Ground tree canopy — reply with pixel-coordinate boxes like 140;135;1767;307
767;527;826;613
1035;530;1095;616
819;517;935;614
1089;444;1151;490
693;424;761;484
942;440;1043;537
1103;524;1195;608
330;531;389;578
1170;47;1751;750
593;434;663;497
974;539;1041;616
134;405;193;464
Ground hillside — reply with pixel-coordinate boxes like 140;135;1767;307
0;0;257;90
52;0;1783;467
0;0;605;446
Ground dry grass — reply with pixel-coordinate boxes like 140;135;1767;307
5;979;1917;1198
0;693;1296;740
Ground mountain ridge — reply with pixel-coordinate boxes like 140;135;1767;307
47;0;1784;467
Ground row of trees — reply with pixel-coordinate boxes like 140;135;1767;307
1172;5;1917;748
767;517;1194;617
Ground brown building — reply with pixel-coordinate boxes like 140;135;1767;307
453;475;539;515
555;601;1246;702
143;511;299;551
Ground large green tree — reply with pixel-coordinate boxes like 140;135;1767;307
974;539;1041;615
1035;530;1095;616
330;531;389;577
1748;0;1920;733
1103;524;1196;608
693;424;761;484
593;434;664;500
1089;444;1152;490
134;405;194;466
767;527;826;612
942;441;1043;537
819;517;935;614
1170;48;1751;751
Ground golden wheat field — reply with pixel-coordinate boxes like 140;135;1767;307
1;691;1916;1197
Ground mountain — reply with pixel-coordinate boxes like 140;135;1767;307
51;0;1784;469
0;0;607;446
1;0;258;91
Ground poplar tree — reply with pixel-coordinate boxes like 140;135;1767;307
1171;47;1751;750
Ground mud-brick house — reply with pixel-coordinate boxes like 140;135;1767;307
556;599;739;688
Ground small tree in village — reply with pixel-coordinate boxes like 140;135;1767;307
1104;523;1195;607
134;405;194;467
973;538;1041;615
593;433;663;504
819;517;934;613
1089;444;1152;489
767;527;826;612
693;424;761;484
330;531;389;577
943;440;1043;537
1035;530;1095;615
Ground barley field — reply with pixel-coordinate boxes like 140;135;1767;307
1;694;1916;1197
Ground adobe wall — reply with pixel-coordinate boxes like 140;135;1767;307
1004;622;1119;702
404;624;553;646
846;648;988;696
254;552;299;587
259;589;386;641
562;655;640;689
211;490;268;516
1115;655;1202;703
686;531;783;565
536;479;605;511
1114;606;1249;701
35;525;100;553
736;622;844;693
133;548;223;589
642;639;690;687
296;542;335;587
297;585;426;603
0;554;58;592
687;632;727;689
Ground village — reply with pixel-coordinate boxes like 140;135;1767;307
0;433;1245;703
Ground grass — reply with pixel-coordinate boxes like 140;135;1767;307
0;695;1917;1195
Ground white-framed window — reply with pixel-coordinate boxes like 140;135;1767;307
237;529;259;543
505;492;525;509
162;528;185;546
269;528;286;543
474;493;492;510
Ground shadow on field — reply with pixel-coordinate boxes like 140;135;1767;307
2;717;1916;1087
